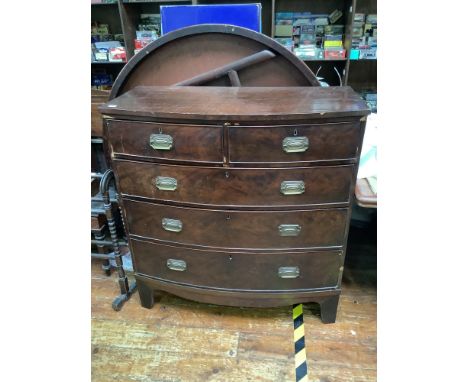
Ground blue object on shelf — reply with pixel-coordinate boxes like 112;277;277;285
350;49;360;60
160;4;262;35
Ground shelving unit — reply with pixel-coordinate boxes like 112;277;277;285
91;0;376;90
347;0;377;92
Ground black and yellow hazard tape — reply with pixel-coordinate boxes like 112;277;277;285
293;303;308;382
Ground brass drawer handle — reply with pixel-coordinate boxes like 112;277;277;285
278;224;301;236
167;258;186;271
278;266;300;279
280;180;305;195
150;133;173;150
155;176;178;191
282;136;309;153
162;218;183;232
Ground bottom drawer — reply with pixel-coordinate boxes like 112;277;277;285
131;239;342;291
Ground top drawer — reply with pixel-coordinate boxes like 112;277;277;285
106;120;223;164
228;121;361;164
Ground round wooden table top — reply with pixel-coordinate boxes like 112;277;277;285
110;24;319;100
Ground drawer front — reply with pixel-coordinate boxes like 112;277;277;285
106;120;223;163
131;239;341;290
115;160;354;207
229;122;361;164
125;200;348;249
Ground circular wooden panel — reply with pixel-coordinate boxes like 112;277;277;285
110;24;319;99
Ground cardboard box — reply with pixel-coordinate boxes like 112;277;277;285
329;9;343;24
324;25;344;34
359;48;376;59
353;24;364;37
324;40;343;48
275;24;293;37
324;48;346;59
350;49;360;60
354;13;365;22
136;30;158;39
109;47;126;62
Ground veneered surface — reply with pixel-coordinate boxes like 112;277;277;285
101;86;370;122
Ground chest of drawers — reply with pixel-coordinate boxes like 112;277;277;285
101;86;369;323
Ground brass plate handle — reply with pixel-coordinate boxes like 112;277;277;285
167;258;186;272
282;136;309;153
278;224;301;236
280;180;305;195
155;176;177;191
162;218;183;232
150;133;173;150
278;266;300;279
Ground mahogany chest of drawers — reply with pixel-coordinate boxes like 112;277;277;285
100;86;370;323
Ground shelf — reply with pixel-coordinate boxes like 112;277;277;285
92;61;126;65
91;1;118;5
302;58;347;62
90;0;376;89
350;58;377;61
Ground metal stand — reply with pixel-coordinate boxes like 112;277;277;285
95;231;111;276
99;169;137;311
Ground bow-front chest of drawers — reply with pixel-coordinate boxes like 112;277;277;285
100;86;370;323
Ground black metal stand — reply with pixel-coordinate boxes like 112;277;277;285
99;169;137;311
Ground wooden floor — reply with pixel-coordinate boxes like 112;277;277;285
92;225;376;382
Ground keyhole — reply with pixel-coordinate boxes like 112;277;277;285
226;215;231;220
228;255;232;261
293;128;298;136
159;127;163;134
225;171;229;178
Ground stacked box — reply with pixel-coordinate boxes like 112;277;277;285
275;12;294;36
354;13;365;23
274;37;294;51
352;23;364;37
92;41;125;62
139;13;161;34
324;34;343;48
351;13;377;59
295;46;323;60
359;48;377;59
324;48;346;59
109;47;126;62
91;72;113;86
275;11;345;58
366;14;377;24
324;25;344;34
134;13;160;54
91;23;118;45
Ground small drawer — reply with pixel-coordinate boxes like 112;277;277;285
106;120;223;164
114;160;354;207
131;239;342;290
228;122;361;164
124;200;348;250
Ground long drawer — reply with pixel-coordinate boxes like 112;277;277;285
124;200;348;250
115;160;354;207
229;121;361;164
131;239;341;290
106;120;223;164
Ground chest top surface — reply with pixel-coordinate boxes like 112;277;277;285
100;86;370;122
